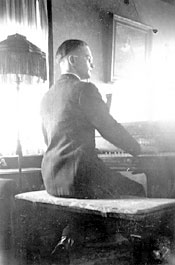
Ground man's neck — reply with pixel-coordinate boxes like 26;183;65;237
62;71;81;80
61;71;89;82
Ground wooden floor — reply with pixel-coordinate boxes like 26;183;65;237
0;237;174;265
0;249;131;265
0;234;132;265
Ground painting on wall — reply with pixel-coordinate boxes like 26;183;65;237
110;15;152;82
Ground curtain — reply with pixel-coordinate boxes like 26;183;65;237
0;0;48;156
0;0;47;29
0;0;48;52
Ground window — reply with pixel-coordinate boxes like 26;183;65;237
0;0;49;156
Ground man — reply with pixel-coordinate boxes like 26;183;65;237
41;39;144;199
40;39;145;262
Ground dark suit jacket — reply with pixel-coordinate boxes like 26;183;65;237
40;74;141;197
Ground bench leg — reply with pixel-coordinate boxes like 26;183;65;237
130;235;147;265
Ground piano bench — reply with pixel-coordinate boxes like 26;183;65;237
13;190;175;264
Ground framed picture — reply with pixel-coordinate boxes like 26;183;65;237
110;15;152;82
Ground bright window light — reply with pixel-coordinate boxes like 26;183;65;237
110;40;175;123
0;0;48;156
0;81;48;156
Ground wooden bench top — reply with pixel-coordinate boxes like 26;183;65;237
15;190;175;220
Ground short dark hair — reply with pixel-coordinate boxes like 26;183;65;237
56;39;88;61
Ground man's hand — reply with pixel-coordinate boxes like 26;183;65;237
131;143;159;175
131;156;144;174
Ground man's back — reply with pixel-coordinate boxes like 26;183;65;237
41;74;97;196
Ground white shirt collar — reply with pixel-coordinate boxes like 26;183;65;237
64;72;81;80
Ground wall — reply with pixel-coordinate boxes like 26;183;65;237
52;0;142;92
52;0;103;83
135;0;175;89
52;0;175;92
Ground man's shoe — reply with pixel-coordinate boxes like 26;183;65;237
51;244;70;265
51;236;74;265
52;236;74;252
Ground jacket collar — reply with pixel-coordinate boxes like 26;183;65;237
60;73;80;81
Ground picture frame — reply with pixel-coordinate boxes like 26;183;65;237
110;15;152;82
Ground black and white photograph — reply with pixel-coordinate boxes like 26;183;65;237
1;1;175;265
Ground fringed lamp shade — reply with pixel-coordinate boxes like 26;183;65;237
0;33;47;190
0;33;47;82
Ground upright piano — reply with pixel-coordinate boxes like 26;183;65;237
96;121;175;198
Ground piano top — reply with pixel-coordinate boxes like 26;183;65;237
96;120;175;154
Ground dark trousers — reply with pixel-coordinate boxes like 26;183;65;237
61;155;145;241
72;155;145;199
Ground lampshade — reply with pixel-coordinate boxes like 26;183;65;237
0;33;47;81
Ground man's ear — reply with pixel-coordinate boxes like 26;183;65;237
68;55;75;65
